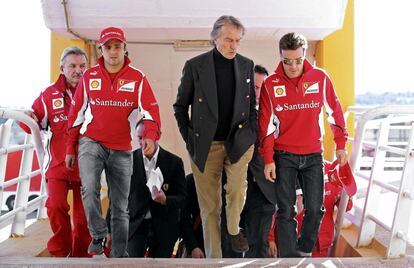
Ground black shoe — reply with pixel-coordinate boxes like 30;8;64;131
88;237;106;255
229;231;249;253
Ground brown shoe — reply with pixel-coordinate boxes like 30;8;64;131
229;231;249;253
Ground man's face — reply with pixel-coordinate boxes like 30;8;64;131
101;39;125;71
214;24;242;59
254;72;266;104
61;54;87;88
280;47;305;79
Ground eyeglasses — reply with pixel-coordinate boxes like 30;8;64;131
282;57;304;66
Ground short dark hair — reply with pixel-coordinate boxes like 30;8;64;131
279;32;308;54
210;15;245;43
254;65;268;76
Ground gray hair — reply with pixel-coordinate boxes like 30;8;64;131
210;15;245;43
60;46;88;67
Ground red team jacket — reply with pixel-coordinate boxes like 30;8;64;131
259;59;348;163
20;74;80;181
268;181;353;257
67;56;161;155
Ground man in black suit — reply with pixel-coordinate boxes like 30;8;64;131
242;65;276;258
109;120;187;257
179;174;205;258
174;15;256;258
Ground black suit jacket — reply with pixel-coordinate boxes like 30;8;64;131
174;49;257;172
247;146;277;205
127;147;187;251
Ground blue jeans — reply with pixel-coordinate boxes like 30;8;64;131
78;137;132;257
274;151;324;257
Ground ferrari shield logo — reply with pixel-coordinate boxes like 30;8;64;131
304;82;319;94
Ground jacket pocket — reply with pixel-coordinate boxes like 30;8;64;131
186;127;195;156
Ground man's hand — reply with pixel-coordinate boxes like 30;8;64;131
191;247;205;258
264;162;276;182
268;240;277;257
65;154;76;170
24;111;39;123
143;138;155;157
336;149;348;167
152;186;167;205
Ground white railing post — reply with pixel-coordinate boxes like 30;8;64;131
387;123;414;258
37;174;48;219
331;105;414;257
357;116;391;247
10;134;34;236
0;120;13;209
1;108;49;236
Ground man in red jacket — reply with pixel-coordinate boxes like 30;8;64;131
259;33;348;257
20;46;90;257
296;180;353;257
65;27;161;258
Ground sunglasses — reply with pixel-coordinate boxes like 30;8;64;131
282;57;304;66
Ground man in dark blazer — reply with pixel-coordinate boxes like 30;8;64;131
173;15;256;258
178;174;205;258
108;121;187;257
242;65;276;258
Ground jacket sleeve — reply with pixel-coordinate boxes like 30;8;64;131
248;60;258;136
66;79;87;155
323;75;348;150
173;60;194;143
19;92;48;134
165;157;187;210
258;82;276;164
139;76;161;142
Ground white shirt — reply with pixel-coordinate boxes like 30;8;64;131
142;145;160;219
143;145;160;180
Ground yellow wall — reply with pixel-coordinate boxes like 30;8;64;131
50;32;90;82
315;0;355;161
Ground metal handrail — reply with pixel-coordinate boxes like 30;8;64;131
0;109;44;165
333;105;414;258
0;108;47;236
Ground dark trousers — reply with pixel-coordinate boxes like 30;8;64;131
127;219;175;258
274;151;324;257
243;180;275;258
221;176;275;258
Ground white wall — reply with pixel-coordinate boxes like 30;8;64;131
126;40;316;173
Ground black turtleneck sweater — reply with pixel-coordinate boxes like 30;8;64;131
213;47;235;141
